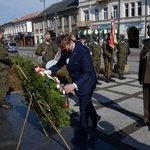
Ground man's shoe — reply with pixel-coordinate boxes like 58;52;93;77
0;102;13;109
91;115;101;129
71;129;87;144
109;78;115;82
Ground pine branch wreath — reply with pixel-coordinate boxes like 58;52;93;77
13;55;72;129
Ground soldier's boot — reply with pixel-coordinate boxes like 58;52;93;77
105;78;110;83
122;76;126;79
119;74;126;80
109;77;116;82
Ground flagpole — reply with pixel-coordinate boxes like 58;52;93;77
108;16;118;79
118;0;120;37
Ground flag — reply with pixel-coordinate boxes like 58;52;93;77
109;19;117;48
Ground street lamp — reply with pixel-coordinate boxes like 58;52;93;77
118;0;120;37
40;0;46;33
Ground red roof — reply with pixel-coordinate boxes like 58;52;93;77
13;11;41;23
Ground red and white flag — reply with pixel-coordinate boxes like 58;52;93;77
109;19;117;48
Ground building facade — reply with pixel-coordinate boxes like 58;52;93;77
77;0;150;48
1;12;40;46
33;0;78;45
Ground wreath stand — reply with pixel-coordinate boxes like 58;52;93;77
15;65;70;150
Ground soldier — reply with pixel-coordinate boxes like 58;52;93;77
116;34;126;80
88;34;102;85
0;28;13;109
138;24;150;127
35;31;59;68
124;38;131;64
102;33;115;83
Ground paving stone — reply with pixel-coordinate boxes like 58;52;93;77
138;94;143;97
96;108;139;135
122;127;150;150
96;81;117;88
93;90;125;103
124;74;138;79
112;97;144;116
128;81;142;86
108;85;142;94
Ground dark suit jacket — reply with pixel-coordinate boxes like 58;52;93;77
138;39;150;85
49;41;97;96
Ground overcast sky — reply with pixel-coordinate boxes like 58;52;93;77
0;0;61;25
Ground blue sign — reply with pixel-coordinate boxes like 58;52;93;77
124;23;144;28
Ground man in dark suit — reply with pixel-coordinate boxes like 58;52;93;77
48;35;100;144
138;24;150;128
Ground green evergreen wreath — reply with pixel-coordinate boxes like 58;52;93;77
13;55;72;129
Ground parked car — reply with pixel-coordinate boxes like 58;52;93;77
7;41;18;52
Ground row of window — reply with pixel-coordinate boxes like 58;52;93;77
84;1;142;21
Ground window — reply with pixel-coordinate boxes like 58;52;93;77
64;16;69;26
84;10;89;21
72;15;76;24
57;18;61;27
104;7;108;20
125;3;129;17
131;2;135;16
51;19;55;28
137;1;141;16
113;5;118;19
94;9;99;21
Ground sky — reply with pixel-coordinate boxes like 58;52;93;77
0;0;61;25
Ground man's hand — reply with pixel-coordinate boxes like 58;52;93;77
64;84;76;93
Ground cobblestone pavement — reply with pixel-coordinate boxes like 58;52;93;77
1;48;150;150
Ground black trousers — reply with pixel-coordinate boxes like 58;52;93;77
143;83;150;123
75;91;97;129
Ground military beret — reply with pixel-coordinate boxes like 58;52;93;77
120;34;125;38
147;24;150;29
0;28;5;33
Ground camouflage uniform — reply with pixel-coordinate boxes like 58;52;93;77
35;41;58;68
102;37;115;82
116;34;126;79
88;35;101;84
0;31;12;106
